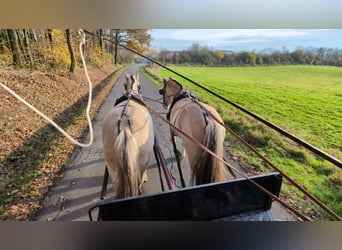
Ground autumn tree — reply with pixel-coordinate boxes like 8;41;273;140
215;50;224;63
106;29;151;64
126;29;151;53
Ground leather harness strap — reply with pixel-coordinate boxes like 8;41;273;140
114;93;145;106
115;93;145;134
167;91;209;125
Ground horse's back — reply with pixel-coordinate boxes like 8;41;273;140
169;98;229;184
171;99;206;137
102;101;154;150
170;99;225;139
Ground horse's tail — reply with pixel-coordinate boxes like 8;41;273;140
114;126;140;198
193;119;229;185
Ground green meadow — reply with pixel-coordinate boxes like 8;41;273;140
143;65;342;219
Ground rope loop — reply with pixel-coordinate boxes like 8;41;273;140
0;29;94;148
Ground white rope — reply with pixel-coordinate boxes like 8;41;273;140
0;29;94;147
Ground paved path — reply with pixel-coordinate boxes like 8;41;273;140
35;64;296;221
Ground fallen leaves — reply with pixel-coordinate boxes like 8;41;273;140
0;64;120;220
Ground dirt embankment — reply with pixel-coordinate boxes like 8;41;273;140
0;64;123;220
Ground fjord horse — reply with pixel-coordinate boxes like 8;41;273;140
159;78;231;185
102;74;154;198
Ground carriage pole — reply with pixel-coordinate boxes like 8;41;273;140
170;131;186;188
153;137;177;190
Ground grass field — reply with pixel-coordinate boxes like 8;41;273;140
143;65;342;219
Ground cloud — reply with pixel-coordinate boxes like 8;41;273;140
150;29;338;52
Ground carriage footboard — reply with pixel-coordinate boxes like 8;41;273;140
88;172;282;221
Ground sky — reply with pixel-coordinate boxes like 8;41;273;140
149;29;342;52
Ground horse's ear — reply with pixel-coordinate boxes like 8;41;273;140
163;78;167;83
131;74;139;83
125;74;130;82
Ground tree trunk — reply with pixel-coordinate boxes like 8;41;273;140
7;29;22;68
23;29;34;69
47;29;53;42
114;30;119;65
99;29;103;48
66;29;76;73
0;29;7;52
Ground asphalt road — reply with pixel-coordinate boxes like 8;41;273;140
35;64;296;221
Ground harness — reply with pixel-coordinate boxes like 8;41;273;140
167;91;209;125
114;93;145;134
114;93;145;106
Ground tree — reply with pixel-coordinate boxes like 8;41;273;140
291;50;306;64
271;51;282;64
7;29;22;67
98;29;103;48
46;29;53;42
236;52;257;65
215;50;224;63
22;29;34;69
199;46;214;65
66;29;76;73
256;55;263;65
127;29;151;53
113;29;120;65
106;29;151;65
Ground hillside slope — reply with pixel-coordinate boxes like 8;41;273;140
0;64;123;220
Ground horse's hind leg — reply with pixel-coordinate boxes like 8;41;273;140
140;155;150;184
171;132;186;160
180;141;186;159
141;170;148;183
139;169;148;195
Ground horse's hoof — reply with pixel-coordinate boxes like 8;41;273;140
177;149;186;159
142;173;148;183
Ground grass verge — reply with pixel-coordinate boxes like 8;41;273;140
142;64;342;220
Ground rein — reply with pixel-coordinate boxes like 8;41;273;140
153;137;177;190
185;97;342;221
81;31;340;221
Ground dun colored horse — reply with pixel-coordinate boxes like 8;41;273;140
159;78;231;185
102;74;154;198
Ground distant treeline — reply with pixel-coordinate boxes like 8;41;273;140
155;43;342;66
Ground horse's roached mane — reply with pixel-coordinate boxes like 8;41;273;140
169;77;183;89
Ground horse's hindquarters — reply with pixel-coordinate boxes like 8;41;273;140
169;99;229;184
102;101;154;198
